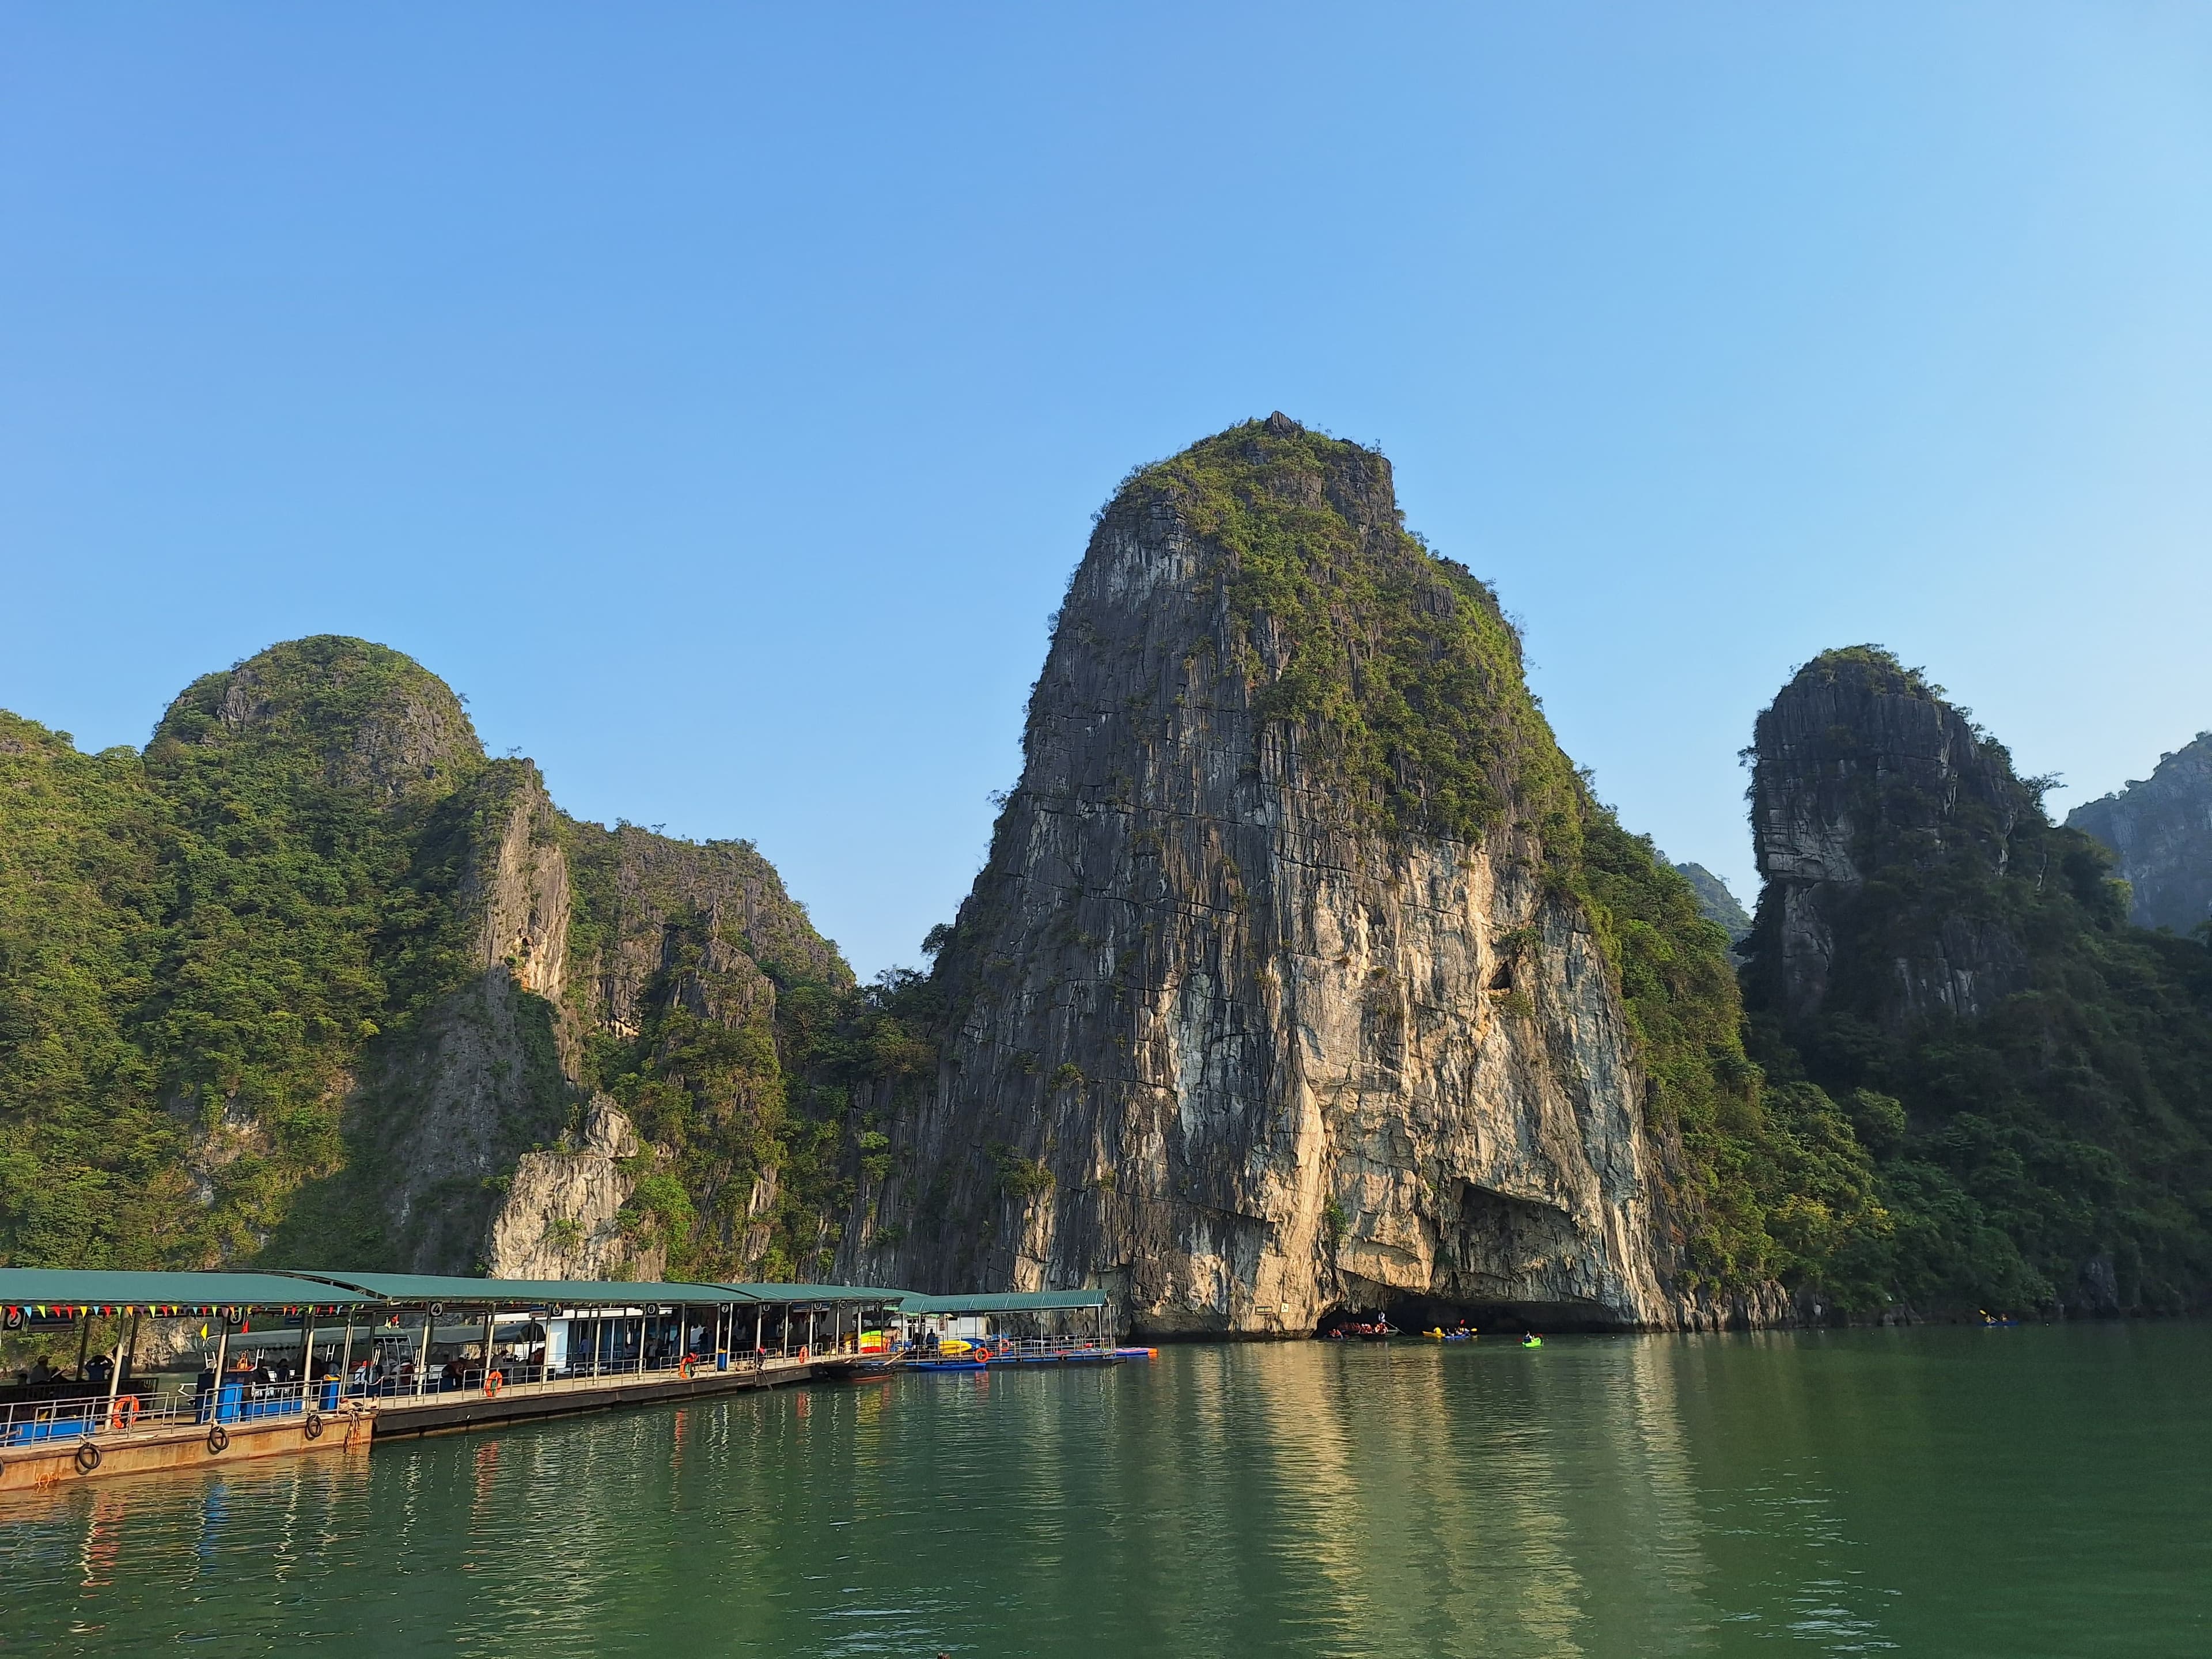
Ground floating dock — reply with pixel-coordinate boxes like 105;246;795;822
369;1353;822;1439
2;1270;1113;1488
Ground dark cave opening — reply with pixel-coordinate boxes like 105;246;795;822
1314;1294;1628;1339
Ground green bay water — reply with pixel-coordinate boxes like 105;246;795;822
5;1324;2207;1656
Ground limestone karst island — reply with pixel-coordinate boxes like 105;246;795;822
9;13;2212;1647
12;418;2212;1568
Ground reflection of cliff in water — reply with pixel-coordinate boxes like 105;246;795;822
1238;1339;1712;1656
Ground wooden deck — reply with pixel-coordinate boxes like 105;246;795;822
2;1354;862;1488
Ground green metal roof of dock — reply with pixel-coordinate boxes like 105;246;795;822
898;1290;1108;1314
270;1271;759;1306
0;1268;377;1314
713;1282;903;1304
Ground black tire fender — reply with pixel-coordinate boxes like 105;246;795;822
74;1440;101;1475
302;1411;323;1441
206;1424;229;1455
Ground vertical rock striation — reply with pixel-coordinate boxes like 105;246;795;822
850;416;1731;1332
2068;733;2212;936
484;1096;658;1279
355;762;576;1272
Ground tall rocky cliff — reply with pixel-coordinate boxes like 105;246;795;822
844;416;1785;1332
1739;648;2212;1314
0;636;857;1280
1745;648;2037;1033
2067;733;2212;937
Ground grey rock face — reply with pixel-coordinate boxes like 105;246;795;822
847;424;1680;1332
2068;733;2212;935
367;764;575;1271
455;811;849;1279
1747;650;2031;1029
560;823;838;1043
485;1097;660;1279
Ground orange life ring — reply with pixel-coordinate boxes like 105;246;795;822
109;1394;141;1431
798;1344;810;1364
678;1355;695;1379
483;1370;504;1398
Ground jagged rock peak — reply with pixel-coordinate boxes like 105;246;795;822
1745;646;2040;1028
2067;732;2212;934
1067;416;1574;850
853;419;1707;1334
150;634;483;805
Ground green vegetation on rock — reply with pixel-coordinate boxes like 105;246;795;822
0;637;861;1281
0;714;180;1268
1132;418;1580;849
141;638;490;1259
1673;862;1753;944
1123;419;1862;1301
1744;646;2212;1315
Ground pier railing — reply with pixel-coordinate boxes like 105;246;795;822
1;1378;345;1448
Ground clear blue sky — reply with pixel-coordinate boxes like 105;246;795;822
4;6;2209;976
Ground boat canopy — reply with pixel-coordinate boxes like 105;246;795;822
0;1269;377;1316
899;1290;1108;1315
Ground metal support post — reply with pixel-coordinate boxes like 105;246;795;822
211;1317;232;1422
103;1316;127;1425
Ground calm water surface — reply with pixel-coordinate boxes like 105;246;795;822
3;1324;2206;1656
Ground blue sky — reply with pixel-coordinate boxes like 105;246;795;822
4;5;2208;976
